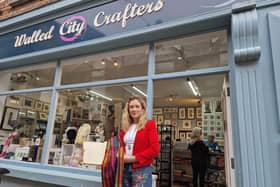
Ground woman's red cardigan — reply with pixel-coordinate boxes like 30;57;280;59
120;120;160;169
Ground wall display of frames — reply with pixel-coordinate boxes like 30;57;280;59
196;107;202;118
5;96;21;108
182;120;192;129
187;107;195;119
164;107;178;113
178;107;186;119
1;107;19;130
23;97;34;109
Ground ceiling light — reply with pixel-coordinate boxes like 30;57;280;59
177;56;183;60
84;60;89;63
88;90;112;101
101;59;105;65
187;78;201;96
168;95;174;102
113;62;118;67
35;77;40;81
132;85;147;97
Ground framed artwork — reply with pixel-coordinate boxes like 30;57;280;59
203;100;212;113
182;120;192;129
171;113;178;119
6;95;21;108
204;114;210;120
216;132;221;139
203;126;208;131
203;132;208;137
157;115;164;125
203;120;209;126
164;107;178;113
216;127;223;132
171;121;177;127
23;97;34;109
216;120;223;126
186;132;192;139
72;108;82;119
210;115;215;120
39;112;48;121
164;120;171;125
210;127;215;132
19;109;27;117
179;131;186;139
215;99;222;113
35;100;43;111
55;115;63;123
197;120;202;128
43;103;50;112
209;120;215;126
26;110;36;119
1;107;19;130
187;107;195;120
164;113;171;120
153;108;163;115
215;113;223;120
178;108;186;119
196;107;202;118
15;147;30;161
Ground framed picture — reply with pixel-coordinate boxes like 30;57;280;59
197;120;202;128
215;99;222;113
179;131;186;139
204;114;210;120
171;121;177;127
215;113;223;120
15;147;30;161
171;113;178;119
23;97;34;109
182;120;192;129
43;103;50;112
210;127;215;131
203;100;212;113
216;126;223;132
196;107;202;118
203;126;208;131
72;107;82;119
6;95;21;108
209;120;215;126
153;108;163;115
1;107;19;130
216;120;223;126
178;107;186;119
26;110;36;119
157;115;164;125
186;132;192;139
210;115;215;120
203;120;209;126
55;115;63;123
35;100;43;111
164;107;178;113
39;112;48;121
187;107;195;120
19;108;27;117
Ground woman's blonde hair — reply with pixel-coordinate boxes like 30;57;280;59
191;127;202;138
121;96;147;132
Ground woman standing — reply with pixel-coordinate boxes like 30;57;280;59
120;96;160;187
188;127;209;187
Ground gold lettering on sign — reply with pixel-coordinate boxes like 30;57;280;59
94;0;165;28
14;26;55;48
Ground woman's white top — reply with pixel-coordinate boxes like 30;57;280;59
124;124;137;156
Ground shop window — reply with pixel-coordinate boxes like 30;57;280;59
48;82;147;168
0;63;56;91
0;92;52;163
61;45;148;85
155;30;227;74
152;74;227;186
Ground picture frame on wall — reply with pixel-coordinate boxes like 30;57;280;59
43;103;50;113
196;107;202;118
215;99;222;113
171;121;177;127
6;95;21;108
1;107;19;130
164;113;171;120
153;108;163;115
203;100;212;113
178;107;186;119
55;115;63;123
164;120;171;125
182;120;192;129
26;110;36;119
179;131;186;139
39;112;48;121
197;120;202;128
35;100;43;111
186;132;192;139
187;107;195;119
23;97;34;109
171;113;178;119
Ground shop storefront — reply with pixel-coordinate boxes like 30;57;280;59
0;0;279;187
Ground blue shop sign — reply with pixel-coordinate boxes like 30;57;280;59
0;0;246;59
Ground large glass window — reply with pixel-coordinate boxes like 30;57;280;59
155;30;227;74
61;45;149;85
0;63;56;91
48;82;147;168
0;92;52;163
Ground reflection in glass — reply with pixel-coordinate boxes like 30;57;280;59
0;92;52;163
0;63;56;91
155;30;227;74
61;45;148;85
48;82;147;168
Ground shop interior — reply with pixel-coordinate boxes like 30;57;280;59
0;30;234;186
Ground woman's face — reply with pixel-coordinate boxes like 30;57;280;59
128;99;144;123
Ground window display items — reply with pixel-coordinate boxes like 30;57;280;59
0;132;19;158
62;126;77;144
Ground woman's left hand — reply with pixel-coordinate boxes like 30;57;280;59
124;155;137;163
